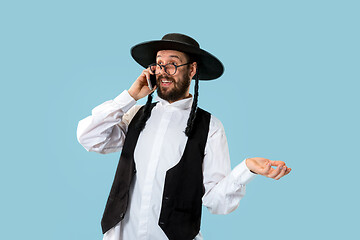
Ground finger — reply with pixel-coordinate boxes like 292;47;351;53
267;164;285;178
277;167;292;179
274;166;287;180
269;160;286;166
135;73;148;87
142;69;151;82
147;66;156;75
284;168;292;176
258;162;272;175
142;70;155;91
145;68;156;76
150;85;157;93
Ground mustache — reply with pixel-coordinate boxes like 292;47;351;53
157;75;175;82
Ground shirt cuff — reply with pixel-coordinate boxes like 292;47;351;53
231;159;257;186
113;90;137;113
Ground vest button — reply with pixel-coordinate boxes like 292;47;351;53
159;221;165;225
164;196;170;201
120;213;124;218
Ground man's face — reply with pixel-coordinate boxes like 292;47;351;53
155;50;195;103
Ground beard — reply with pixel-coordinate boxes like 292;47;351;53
156;73;191;102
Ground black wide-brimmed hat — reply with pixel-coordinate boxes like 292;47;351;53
131;33;224;80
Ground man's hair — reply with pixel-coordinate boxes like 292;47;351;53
184;54;199;136
136;53;199;137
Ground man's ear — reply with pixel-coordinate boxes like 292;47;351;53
189;62;197;79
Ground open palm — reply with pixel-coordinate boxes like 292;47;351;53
246;157;291;180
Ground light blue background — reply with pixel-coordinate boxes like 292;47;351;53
1;0;359;239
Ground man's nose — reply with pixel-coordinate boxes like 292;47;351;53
159;65;169;75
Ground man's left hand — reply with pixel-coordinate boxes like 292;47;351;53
246;157;291;180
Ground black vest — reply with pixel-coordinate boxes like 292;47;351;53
101;104;211;240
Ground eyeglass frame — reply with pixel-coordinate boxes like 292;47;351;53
148;62;193;75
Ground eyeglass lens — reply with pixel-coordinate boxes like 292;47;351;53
150;64;177;75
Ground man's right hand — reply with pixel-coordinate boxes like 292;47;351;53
128;69;156;101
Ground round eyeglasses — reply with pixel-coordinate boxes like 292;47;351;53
148;62;192;75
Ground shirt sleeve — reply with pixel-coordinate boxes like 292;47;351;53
202;115;256;215
76;90;141;154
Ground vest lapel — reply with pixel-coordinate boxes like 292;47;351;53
101;103;156;234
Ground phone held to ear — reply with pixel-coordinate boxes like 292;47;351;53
147;73;157;91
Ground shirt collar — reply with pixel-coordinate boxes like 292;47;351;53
155;94;193;110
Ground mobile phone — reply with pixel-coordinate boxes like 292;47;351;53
147;73;157;90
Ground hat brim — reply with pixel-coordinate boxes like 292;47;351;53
131;40;224;80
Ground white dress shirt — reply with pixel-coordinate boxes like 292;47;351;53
77;90;256;240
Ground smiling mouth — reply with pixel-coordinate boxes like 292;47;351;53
160;79;173;86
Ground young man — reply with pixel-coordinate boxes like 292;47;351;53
77;33;291;240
